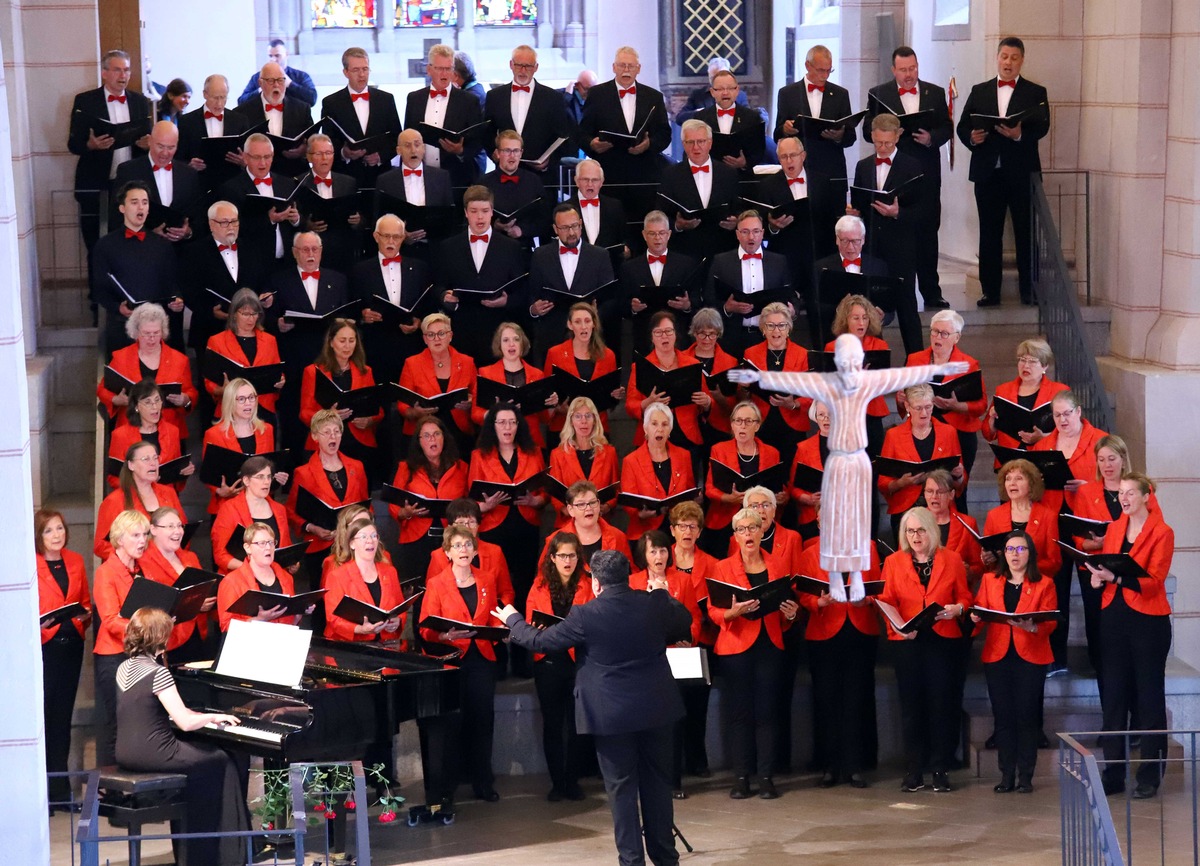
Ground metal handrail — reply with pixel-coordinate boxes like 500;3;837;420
1059;733;1125;866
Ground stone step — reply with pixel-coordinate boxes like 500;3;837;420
37;326;100;408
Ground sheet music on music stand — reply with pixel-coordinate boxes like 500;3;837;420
666;646;710;684
215;619;312;688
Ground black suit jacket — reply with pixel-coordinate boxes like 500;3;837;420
620;250;703;355
656;160;740;259
484;81;577;178
865;80;952;183
267;267;350;371
693;104;768;169
231;96;315;176
814;251;889;279
112;157;205;234
955;77;1049;182
704;248;794;316
850;150;924;258
321;85;402;187
403;88;485;190
504;583;691;736
481;167;548;246
91;227;179;315
577;80;672;185
375;164;454;208
773;80;856;179
215;171;299;264
351;255;433;383
176;105;251;191
756;168;839;264
529;241;616;348
297;172;361;272
435;231;527;308
179;238;272;350
812;252;889;345
68;88;152;193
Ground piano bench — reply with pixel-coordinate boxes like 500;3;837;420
97;767;189;866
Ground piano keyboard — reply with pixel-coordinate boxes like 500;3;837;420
202;716;298;745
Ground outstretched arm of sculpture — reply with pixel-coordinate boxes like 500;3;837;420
864;362;970;399
726;369;829;403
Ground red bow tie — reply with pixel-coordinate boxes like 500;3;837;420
125;229;145;241
253;176;273;187
787;176;805;185
998;79;1016;88
381;255;401;266
691;164;709;174
108;93;126;103
716;108;735;117
842;258;861;268
403;168;422;177
742;252;762;261
580;198;599;207
499;174;519;184
351;91;369;102
559;246;578;256
265;102;283;112
512;84;530;93
647;254;667;265
899;87;918;96
314;175;332;187
152;163;172;172
218;243;237;252
430;88;448;98
619;86;637;98
875;157;892;166
300;271;320;280
204;110;223;120
470;234;489;243
807;83;824;93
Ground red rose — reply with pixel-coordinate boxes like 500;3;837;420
379;810;396;823
314;802;326;812
325;809;337;820
345;799;356;810
262;821;274;831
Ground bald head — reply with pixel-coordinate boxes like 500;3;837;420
149;120;178;167
259;62;286;102
397;128;425;167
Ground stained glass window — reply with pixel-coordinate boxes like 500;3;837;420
312;0;377;28
396;0;458;27
474;0;537;26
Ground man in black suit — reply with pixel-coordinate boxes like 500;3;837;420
622;210;701;357
528;203;616;360
91;181;182;351
693;70;768;175
216;132;301;266
956;37;1050;307
705;210;794;355
481;129;549;249
866;47;952;310
495;551;691;866
773;45;856;190
375;129;456;260
569;158;628;271
237;39;317;108
578;47;672;220
113;120;203;244
321;47;401;189
404;44;485;192
231;62;314;177
296;133;362;274
485;45;577;183
657;119;739;260
437;185;527;366
813;215;889;346
354;213;433;385
849;114;924;354
178;74;251;193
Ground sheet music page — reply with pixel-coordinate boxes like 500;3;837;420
217;619;313;687
666;646;708;682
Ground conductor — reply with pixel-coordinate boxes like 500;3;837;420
495;550;692;866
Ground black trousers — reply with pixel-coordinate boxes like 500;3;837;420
594;722;679;866
456;649;499;794
808;621;878;778
720;629;783;779
534;655;584;792
974;168;1035;301
775;624;805;773
985;651;1047;781
94;652;125;767
1100;602;1171;788
913;192;943;303
893;632;960;776
483;509;540;675
43;634;84;801
1049;556;1075;665
954;428;977;514
675;673;711;781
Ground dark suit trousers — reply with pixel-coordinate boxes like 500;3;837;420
893;632;959;776
808;621;878;778
1100;601;1170;788
985;650;1046;781
974;167;1035;300
914;191;943;301
43;633;84;801
534;655;583;791
594;722;679;866
720;628;783;778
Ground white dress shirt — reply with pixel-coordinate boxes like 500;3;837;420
716;108;734;135
689;159;713;207
739;248;765;328
558;244;580;288
380;252;403;305
152;164;174;206
619;84;638;132
262;95;283;137
300;267;320;309
510;82;533;134
875;156;892;190
105;89;132;179
580;199;600;244
312;173;334;199
423;90;449;168
898;84;920;116
217;238;238;282
804;77;824;119
787;169;809;200
349;87;370;136
647;252;665;286
997;76;1020;118
204;110;225;138
469;228;492;272
402;166;426;206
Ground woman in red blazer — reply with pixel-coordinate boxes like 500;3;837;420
107;379;190;490
877;506;972;794
324;513;406;643
96;303;197;443
388;416;469;578
396;312;477;441
1088;474;1174;799
211;456;292;574
474;322;557;449
707;508;800;800
983;459;1061;582
201;379;283;514
970;529;1057;793
543;302;624;434
626;310;712;449
140;506;216;664
204;288;286;419
787;402;831;539
796;530;882;789
526;531;594;801
924;471;983;586
547;397;620;527
426;499;516;607
981;337;1069;452
704;401;783;549
93;509;151;767
741;303;811;466
620;404;697;542
826;295;890;455
681;308;738;441
217;522;313;632
420;525;505;802
95;441;186;560
537;480;632;572
36;508;91;809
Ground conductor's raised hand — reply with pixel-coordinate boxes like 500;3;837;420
493;603;519;625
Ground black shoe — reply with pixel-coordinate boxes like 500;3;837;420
1017;781;1034;794
901;774;925;792
673;789;688;800
977;297;1001;308
994;777;1015;794
730;777;751;799
546;787;564;802
818;772;838;789
1132;783;1158;800
1102;777;1125;797
848;774;868;789
474;787;500;803
564;784;585;801
758;777;779;800
985;733;996;749
931;772;952;793
1039;731;1052;749
924;296;952;310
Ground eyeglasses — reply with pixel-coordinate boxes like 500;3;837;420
1016;356;1043;366
452;518;478;528
929;328;957;339
694;330;719;340
1004;545;1029;554
211;218;240;228
511;62;537;71
682;139;709;148
153;522;183;531
449;541;475;551
571;412;594;421
309;150;335;158
235;394;257;404
905;527;929;536
355;532;380;542
424;330;450;340
132;454;159;464
138;396;163;407
494;418;518;427
644;230;670;239
376;232;403;241
497;148;523;156
651;328;675;337
672;522;699;532
248;539;276;549
747;501;773;511
762;322;790;331
247;472;273;483
733;524;758;535
260;77;286;85
837;236;865;245
614;62;639;71
731;416;759;426
570;500;600;510
736;228;764;236
1053;409;1079;420
553;552;579;560
419;431;443;440
557;223;582;232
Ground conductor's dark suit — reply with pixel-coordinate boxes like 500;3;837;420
503;582;691;866
176;105;251;192
772;80;856;186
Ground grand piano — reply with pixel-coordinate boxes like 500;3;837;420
174;637;460;763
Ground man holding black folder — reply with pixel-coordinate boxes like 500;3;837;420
657;119;739;260
773;45;856;190
178;74;250;192
704;210;792;355
484;45;577;183
297;134;361;274
813;215;889;346
622;211;700;356
375;129;455;260
567;159;628;272
481;129;549;249
231;61;315;178
693;70;767;174
113;121;202;245
321;47;401;188
216;132;301;265
404;43;485;190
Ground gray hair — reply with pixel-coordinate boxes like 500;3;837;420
126;302;170;341
207;199;237;220
689;307;724;337
680;118;713;140
835;214;866;237
642;402;674;436
643;209;669;230
575;158;604;181
929;309;964;333
741;485;775;507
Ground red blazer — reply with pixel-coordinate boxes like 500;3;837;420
681;344;738;434
1100;506;1174;616
787;433;825;528
724;523;804;573
547;443;620;527
94;485;186;560
542;341;618;433
708;550;793;654
37;550;90;643
201;421;277;514
626;352;708;446
468;447;546;531
674;547;721;646
474;360;551;449
139;542;210;649
827;335;890;416
704;439;782;529
324;560;406;642
973;572;1057;664
877;418;962;514
420;567;501;661
427;537;515;605
796;542;882;639
211;491;293;573
537;519;632;571
300;363;385;450
984;501;1061;579
982;375;1069;451
903;346;986;433
743;341;811;433
620;443;696;540
93;554;141;656
217;561;298;631
388;460;469;543
1030;419;1107;514
205;329;283;414
108;421;183;489
943;511;984;581
396;347;477;435
97;343;197;443
286;451;369;553
525;575;594;660
877;548;971;640
630;567;704;644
